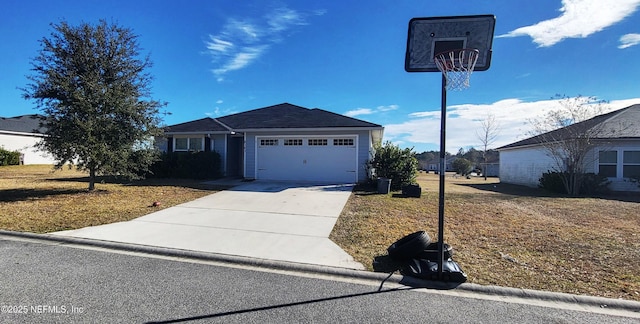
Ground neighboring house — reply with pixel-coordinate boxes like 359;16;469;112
479;162;499;177
0;114;55;165
497;104;640;192
423;156;456;172
159;103;384;183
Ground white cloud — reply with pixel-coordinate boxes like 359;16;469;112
497;0;640;47
206;6;321;82
216;100;223;104
230;20;260;40
619;33;640;49
313;9;328;16
383;97;640;153
409;110;440;118
344;104;400;117
377;104;399;112
345;108;373;117
213;46;267;76
267;7;307;33
609;98;640;107
206;37;234;52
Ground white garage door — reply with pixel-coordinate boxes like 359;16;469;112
256;136;357;183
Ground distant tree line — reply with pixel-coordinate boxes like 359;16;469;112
414;147;499;174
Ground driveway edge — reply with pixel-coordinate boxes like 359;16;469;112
2;229;639;313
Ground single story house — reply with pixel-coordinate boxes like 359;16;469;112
497;104;640;192
422;156;457;173
0;114;55;165
158;103;384;183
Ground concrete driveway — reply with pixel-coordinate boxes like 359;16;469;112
53;181;364;270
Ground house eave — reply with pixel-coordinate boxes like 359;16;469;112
497;143;540;151
233;126;384;133
498;137;640;152
162;126;385;137
163;131;232;136
0;130;47;137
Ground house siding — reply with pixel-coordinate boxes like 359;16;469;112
499;146;553;187
155;137;168;152
244;133;256;179
210;134;226;174
0;132;55;165
500;141;640;192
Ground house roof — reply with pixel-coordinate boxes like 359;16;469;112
498;104;640;150
165;103;383;133
164;117;229;133
0;114;46;134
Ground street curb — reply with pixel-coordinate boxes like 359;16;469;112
2;230;639;313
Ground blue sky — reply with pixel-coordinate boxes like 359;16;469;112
2;0;640;153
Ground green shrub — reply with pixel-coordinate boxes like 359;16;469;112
149;151;222;179
367;141;418;190
538;171;566;194
539;171;610;195
0;147;21;166
579;173;611;195
631;175;640;189
452;158;473;175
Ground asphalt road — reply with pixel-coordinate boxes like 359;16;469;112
1;236;638;323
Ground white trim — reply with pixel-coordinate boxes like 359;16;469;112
0;130;47;137
234;127;380;132
165;131;229;136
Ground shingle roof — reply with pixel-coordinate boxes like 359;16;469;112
165;103;382;133
498;104;640;150
164;117;229;133
0;114;46;134
217;103;381;129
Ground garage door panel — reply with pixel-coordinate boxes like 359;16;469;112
257;137;357;183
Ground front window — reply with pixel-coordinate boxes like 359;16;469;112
174;137;203;152
189;138;203;151
175;138;188;151
623;151;640;178
598;151;617;177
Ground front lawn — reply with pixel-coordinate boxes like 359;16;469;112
2;166;638;301
331;172;640;301
0;165;219;233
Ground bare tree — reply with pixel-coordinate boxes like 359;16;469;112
476;113;500;180
527;95;608;195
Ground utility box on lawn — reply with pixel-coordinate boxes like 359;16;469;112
377;178;391;194
402;184;421;198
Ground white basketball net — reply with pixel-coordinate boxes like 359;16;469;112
434;49;479;91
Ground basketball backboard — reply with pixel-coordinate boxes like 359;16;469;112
405;15;496;72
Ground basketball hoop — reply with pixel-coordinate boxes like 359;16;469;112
434;49;479;91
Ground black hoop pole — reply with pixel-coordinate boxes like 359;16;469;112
437;73;447;279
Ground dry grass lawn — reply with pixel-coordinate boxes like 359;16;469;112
331;172;640;301
0;165;219;233
2;165;639;301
